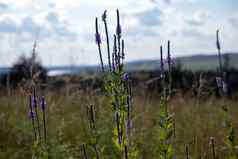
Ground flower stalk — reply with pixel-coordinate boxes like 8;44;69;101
95;17;104;72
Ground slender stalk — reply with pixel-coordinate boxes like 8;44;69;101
116;9;122;68
93;144;100;159
29;95;37;139
186;145;189;159
210;137;216;159
89;105;95;129
116;111;121;144
216;30;222;74
87;105;100;159
167;40;172;97
122;39;125;64
160;45;166;97
95;17;104;72
128;80;132;110
102;10;112;71
124;145;128;159
113;34;118;70
33;88;41;141
112;51;115;72
82;144;88;159
41;97;47;143
216;30;224;97
42;109;46;143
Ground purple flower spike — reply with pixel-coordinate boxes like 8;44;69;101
32;96;37;108
112;62;116;72
95;17;101;45
28;111;35;120
116;9;122;37
116;25;121;37
95;33;101;45
123;73;129;81
40;96;46;110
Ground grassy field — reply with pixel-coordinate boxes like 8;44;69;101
0;89;237;159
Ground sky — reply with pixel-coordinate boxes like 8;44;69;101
0;0;237;66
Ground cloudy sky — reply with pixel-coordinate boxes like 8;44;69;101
0;0;237;66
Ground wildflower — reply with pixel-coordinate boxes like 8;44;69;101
125;119;132;140
40;96;46;110
113;34;118;64
95;17;101;45
95;33;101;45
31;89;42;140
32;95;37;108
102;10;112;71
28;95;37;139
216;30;221;50
123;73;129;81
116;9;122;37
116;25;122;37
95;17;104;72
28;111;35;120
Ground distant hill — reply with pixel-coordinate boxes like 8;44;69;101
0;67;10;74
125;53;238;72
0;53;237;76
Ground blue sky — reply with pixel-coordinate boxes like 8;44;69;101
0;0;237;66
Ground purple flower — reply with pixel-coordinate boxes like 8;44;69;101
123;73;129;81
125;119;132;140
95;33;101;45
112;62;116;72
116;25;121;37
40;96;46;110
28;111;35;120
116;9;122;37
32;96;37;108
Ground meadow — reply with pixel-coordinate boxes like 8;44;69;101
0;9;238;159
0;90;237;158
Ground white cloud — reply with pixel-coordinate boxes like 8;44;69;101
0;0;237;67
229;13;238;27
186;11;210;26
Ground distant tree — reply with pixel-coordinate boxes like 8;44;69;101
8;42;47;88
